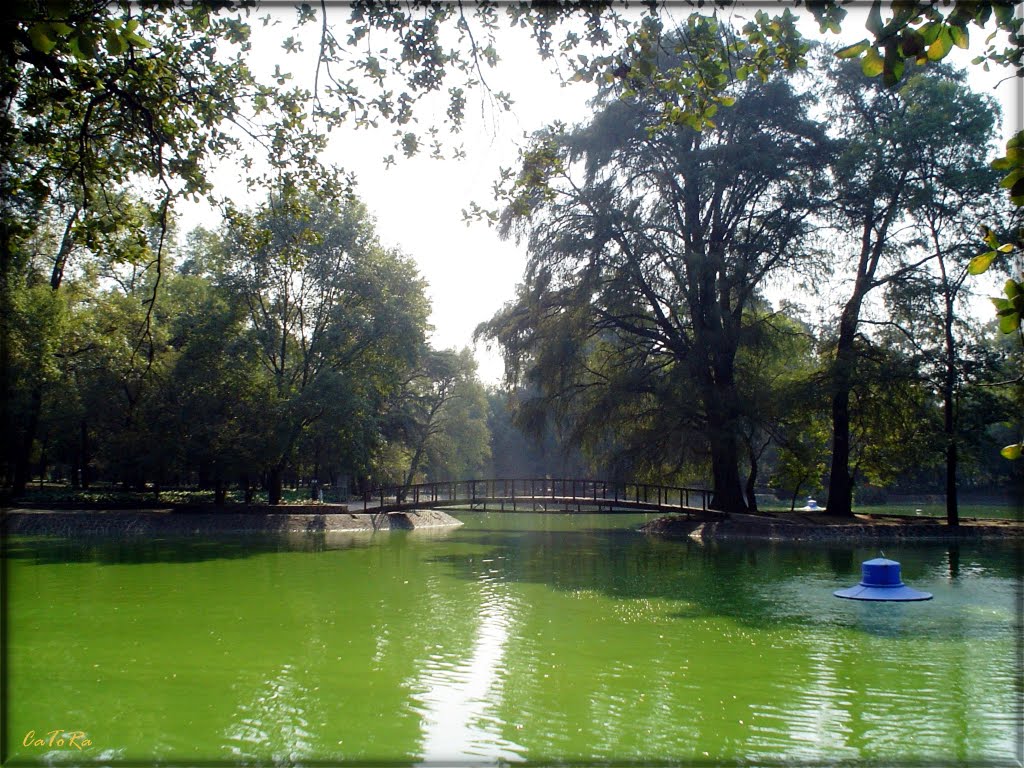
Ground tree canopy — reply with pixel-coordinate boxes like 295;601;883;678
479;40;832;512
481;41;1013;514
2;0;1019;508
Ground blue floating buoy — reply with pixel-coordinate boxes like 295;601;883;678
834;557;933;601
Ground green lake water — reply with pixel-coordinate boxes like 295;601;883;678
5;513;1022;766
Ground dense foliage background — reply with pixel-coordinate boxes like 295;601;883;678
2;1;1019;517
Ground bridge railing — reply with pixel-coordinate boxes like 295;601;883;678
357;478;709;513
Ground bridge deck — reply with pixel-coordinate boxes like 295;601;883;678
373;497;704;515
357;478;715;516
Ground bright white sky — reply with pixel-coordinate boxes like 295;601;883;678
177;4;1019;384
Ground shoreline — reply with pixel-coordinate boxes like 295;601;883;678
2;506;1021;542
1;507;463;537
641;511;1024;542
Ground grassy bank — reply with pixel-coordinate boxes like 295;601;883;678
757;501;1019;521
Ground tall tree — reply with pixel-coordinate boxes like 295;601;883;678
880;77;1003;524
482;31;830;513
1;1;349;492
155;269;276;503
821;61;1000;517
3;193;169;491
393;347;491;488
217;190;429;504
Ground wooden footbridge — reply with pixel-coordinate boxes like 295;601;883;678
357;478;715;517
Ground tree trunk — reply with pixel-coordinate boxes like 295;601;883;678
745;444;759;514
241;474;254;504
708;428;747;514
268;466;283;506
11;383;41;494
38;439;47;489
403;440;428;493
79;420;91;489
825;298;862;518
789;478;805;514
942;289;960;528
693;333;748;514
827;386;854;517
49;207;79;291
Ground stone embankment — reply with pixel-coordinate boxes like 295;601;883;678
2;507;462;537
642;511;1023;542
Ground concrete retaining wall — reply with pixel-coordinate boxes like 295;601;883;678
642;516;1022;542
2;508;462;537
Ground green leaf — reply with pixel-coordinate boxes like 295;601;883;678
948;24;969;49
1010;175;1024;205
920;22;942;45
927;28;953;60
865;0;883;36
1006;279;1022;299
1001;443;1023;460
836;40;870;59
124;31;151;49
882;48;903;87
72;33;97;59
28;24;56;54
861;47;884;77
969;251;998;274
993;4;1015;25
990;147;1021;170
105;30;128;56
998;166;1023;190
997;309;1020;333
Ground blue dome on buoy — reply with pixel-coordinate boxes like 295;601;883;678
834;557;933;602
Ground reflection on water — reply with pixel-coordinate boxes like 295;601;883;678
5;514;1021;765
225;663;314;764
413;572;526;763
